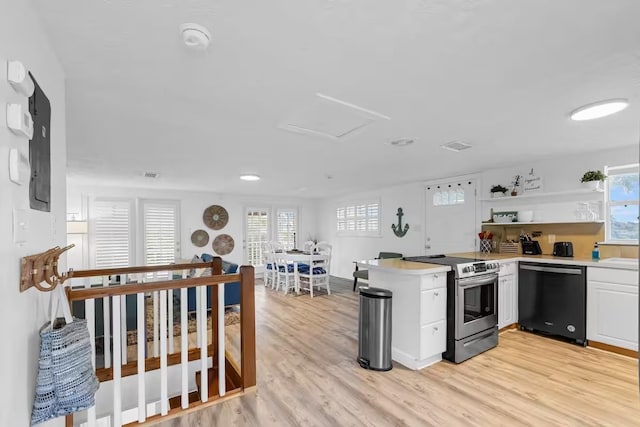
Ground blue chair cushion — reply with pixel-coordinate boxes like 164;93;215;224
298;267;326;275
266;263;274;270
278;264;295;273
297;263;310;269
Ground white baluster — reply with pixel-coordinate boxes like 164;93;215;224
195;281;202;349
200;285;208;402
160;289;168;415
218;283;226;397
136;292;146;423
112;295;122;427
168;287;174;355
180;285;188;409
120;274;128;365
153;271;159;357
85;279;97;427
102;276;111;369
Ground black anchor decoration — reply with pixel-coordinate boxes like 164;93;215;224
391;207;409;237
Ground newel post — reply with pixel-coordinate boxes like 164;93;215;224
239;265;256;388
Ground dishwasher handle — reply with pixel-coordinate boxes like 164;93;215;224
519;264;583;275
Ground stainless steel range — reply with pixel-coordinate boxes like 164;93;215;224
404;255;500;363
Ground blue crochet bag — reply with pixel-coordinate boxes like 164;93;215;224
31;286;99;425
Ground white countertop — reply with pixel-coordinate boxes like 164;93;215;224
449;252;638;271
357;253;638;273
356;258;451;275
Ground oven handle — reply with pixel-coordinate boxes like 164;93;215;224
457;274;498;288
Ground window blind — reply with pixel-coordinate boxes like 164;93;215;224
93;200;132;269
246;209;269;266
143;200;179;268
277;209;297;250
336;201;380;236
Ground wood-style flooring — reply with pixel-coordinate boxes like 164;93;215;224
157;278;640;426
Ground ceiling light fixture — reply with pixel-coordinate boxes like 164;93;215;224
179;23;212;51
570;99;629;121
441;141;472;152
389;138;415;147
240;174;260;181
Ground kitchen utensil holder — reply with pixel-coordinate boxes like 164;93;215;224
480;239;492;253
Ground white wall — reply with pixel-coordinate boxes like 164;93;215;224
318;144;639;279
67;183;319;269
0;1;67;425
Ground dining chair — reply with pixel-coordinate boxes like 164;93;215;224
302;240;316;253
263;243;276;288
274;252;296;294
298;251;330;298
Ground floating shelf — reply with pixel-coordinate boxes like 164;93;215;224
482;220;605;226
480;188;604;202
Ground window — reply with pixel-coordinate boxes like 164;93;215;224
276;209;298;250
605;164;639;242
142;200;180;270
433;188;465;206
336;200;380;236
246;208;269;266
92;200;133;269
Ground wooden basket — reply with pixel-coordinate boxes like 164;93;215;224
499;242;520;254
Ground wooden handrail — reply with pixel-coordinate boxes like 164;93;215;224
67;261;214;279
68;273;240;301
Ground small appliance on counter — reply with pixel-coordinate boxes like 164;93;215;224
553;242;574;257
520;234;542;255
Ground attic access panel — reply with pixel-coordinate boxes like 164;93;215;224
29;73;51;212
279;93;390;141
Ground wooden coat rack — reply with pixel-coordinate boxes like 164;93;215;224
20;244;75;292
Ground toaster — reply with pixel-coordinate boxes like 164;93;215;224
553;242;574;257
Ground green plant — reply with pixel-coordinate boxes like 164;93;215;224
580;170;607;183
490;185;509;193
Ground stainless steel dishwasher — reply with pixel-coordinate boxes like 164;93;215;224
518;262;587;345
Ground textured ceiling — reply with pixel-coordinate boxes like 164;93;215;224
33;0;640;197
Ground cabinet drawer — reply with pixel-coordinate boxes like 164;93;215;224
499;261;516;276
589;267;638;286
420;272;446;290
420;288;446;325
420;320;446;359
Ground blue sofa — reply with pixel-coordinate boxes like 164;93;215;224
187;254;241;310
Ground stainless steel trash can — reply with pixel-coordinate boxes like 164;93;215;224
358;287;392;371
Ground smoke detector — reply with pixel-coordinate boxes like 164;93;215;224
179;23;211;51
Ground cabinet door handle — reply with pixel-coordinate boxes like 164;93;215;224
434;292;439;297
433;326;439;332
433;274;438;279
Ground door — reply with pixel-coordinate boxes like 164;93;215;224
457;274;498;339
244;207;270;270
425;179;477;255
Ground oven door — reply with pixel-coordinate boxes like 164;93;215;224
456;273;498;339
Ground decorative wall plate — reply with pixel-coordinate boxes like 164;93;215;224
190;229;210;247
212;234;235;256
203;205;229;230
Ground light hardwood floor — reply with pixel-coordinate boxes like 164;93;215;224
157;278;640;426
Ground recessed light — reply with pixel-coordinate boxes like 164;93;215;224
570;99;629;121
240;174;260;181
389;138;415;147
441;141;472;152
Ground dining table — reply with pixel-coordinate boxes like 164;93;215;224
279;250;329;294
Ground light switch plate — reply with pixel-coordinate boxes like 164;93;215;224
13;209;29;243
9;148;30;185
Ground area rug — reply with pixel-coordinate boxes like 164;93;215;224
126;296;240;346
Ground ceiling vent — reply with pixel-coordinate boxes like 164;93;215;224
279;93;390;141
144;171;159;178
441;141;472;152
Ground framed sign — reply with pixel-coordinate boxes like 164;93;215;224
523;168;543;194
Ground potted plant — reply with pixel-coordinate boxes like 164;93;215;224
490;185;509;198
580;170;607;190
510;174;522;196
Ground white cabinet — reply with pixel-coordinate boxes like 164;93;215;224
368;268;448;370
587;267;638;351
498;261;518;329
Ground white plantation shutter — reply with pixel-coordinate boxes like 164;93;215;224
336;200;380;236
277;209;297;250
93;200;133;269
246;208;269;266
143;200;180;268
